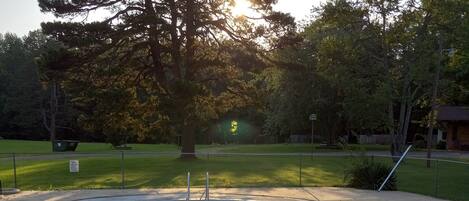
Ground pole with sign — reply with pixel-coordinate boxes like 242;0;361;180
309;114;317;156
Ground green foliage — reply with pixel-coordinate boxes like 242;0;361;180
263;0;388;143
37;0;298;153
262;0;469;149
0;31;83;141
0;33;43;130
345;157;397;191
1;0;469;147
413;140;427;149
436;141;446;150
439;0;469;105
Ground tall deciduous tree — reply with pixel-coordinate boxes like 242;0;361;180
264;0;389;144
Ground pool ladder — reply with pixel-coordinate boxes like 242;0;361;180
186;172;210;200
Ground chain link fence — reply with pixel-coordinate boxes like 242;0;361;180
0;152;468;200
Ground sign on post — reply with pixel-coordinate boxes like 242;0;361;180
309;114;317;121
69;160;79;173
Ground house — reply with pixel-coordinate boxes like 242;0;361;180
437;106;469;150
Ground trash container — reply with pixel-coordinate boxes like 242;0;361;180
53;140;80;152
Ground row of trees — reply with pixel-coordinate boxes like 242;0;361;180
0;33;44;139
0;32;82;144
263;0;469;156
1;0;468;156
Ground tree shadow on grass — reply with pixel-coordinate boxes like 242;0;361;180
0;155;349;190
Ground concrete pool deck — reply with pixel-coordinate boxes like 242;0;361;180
1;187;447;201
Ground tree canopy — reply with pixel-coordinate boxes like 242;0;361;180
0;0;468;157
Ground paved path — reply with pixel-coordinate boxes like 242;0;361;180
1;187;447;201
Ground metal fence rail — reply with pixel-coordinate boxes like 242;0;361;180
0;151;468;200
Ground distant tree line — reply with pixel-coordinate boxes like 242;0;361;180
0;32;99;141
0;0;468;157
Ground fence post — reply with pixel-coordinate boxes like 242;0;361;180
206;172;209;200
12;153;17;189
187;172;191;201
120;151;125;189
299;153;302;187
434;159;439;197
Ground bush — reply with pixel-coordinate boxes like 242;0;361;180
345;158;397;190
105;131;130;147
436;141;446;150
413;139;426;149
337;136;348;150
348;134;358;144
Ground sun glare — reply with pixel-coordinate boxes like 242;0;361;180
231;0;252;17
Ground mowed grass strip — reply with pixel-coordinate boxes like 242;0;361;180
0;140;179;153
1;140;468;200
0;140;389;154
0;155;345;190
1;155;469;201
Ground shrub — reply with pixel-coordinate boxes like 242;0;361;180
413;139;426;149
348;134;358;144
105;131;129;147
345;158;397;190
436;141;446;150
337;136;349;150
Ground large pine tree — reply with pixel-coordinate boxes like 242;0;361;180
39;0;295;157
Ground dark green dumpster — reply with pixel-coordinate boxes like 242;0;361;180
53;140;79;152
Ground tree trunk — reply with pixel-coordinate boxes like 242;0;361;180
181;122;196;159
168;0;182;78
381;3;397;159
50;79;57;151
144;0;165;83
391;62;413;161
426;36;443;168
180;0;197;159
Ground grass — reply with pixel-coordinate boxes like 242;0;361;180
0;140;389;154
0;155;468;200
0;140;468;200
0;140;178;153
0;155;347;190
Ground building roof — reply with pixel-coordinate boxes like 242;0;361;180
437;106;469;121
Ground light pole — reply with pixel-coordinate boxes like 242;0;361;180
309;114;317;155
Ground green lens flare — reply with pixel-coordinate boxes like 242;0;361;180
230;120;238;135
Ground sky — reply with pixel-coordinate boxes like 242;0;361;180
0;0;325;37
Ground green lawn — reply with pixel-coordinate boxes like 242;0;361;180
0;140;468;201
0;140;389;153
0;155;468;200
0;155;351;190
0;140;179;153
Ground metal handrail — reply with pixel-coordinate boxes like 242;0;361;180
378;145;413;192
